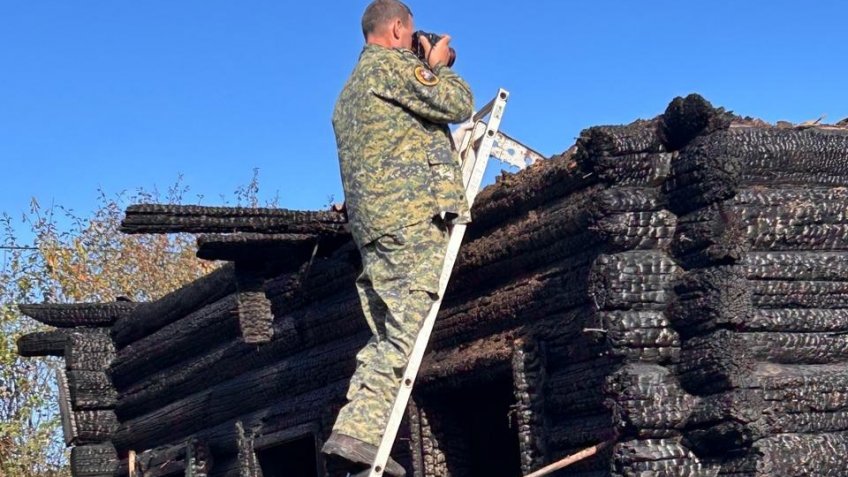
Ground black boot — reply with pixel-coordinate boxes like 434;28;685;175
321;432;406;477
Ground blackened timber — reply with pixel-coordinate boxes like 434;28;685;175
114;380;348;457
668;266;752;338
418;330;517;387
466;148;593;233
604;364;693;434
66;332;114;371
752;280;848;309
583;152;673;187
196;232;338;264
110;294;240;388
613;438;709;477
741;252;848;282
588;251;680;312
70;443;119;477
575;120;665;161
234;264;273;344
112;263;236;348
120;204;347;235
547;413;615;451
512;337;548;474
67;370;117;410
114;315;304;418
73;410;119;445
717;432;848;477
113;336;367;450
658;93;733;151
17;330;72;357
678;331;848;393
455;186;668;291
673;188;848;261
118;249;594;413
18;301;136;328
745;309;848;333
664;127;848;214
433;260;597;350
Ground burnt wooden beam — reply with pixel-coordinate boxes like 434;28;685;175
110;294;240;388
18;301;136;328
718;432;848;476
658;93;734;151
72;410;119;445
116;380;346;460
588;251;681;312
66;332;115;372
195;232;328;263
18;328;111;358
234;263;273;344
67;370;118;410
114;254;599;420
582;152;674;187
418;330;517;388
121;204;348;235
672;188;848;267
17;330;72;357
512;337;549;475
664;126;848;215
467;146;594;233
70;443;119;477
575;120;665;161
612;438;708;476
668;266;752;339
604;364;694;437
113;337;366;449
741;251;848;282
114;317;301;419
111;263;236;348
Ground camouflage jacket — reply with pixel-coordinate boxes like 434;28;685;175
333;44;474;246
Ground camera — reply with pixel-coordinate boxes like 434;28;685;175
411;30;456;67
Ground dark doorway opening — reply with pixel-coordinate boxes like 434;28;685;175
256;435;320;477
423;375;522;477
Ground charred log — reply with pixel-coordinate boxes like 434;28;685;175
70;443;119;477
112;263;236;348
18;301;136;328
120;204;347;235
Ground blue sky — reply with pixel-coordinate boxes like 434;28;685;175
1;0;846;220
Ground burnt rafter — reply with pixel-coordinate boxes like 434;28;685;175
18;302;137;328
120;204;348;235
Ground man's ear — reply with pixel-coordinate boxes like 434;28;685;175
391;18;403;41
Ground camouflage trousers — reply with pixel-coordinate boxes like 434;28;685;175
333;218;448;446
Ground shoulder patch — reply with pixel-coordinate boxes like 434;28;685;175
414;65;440;86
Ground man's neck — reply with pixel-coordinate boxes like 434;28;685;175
366;36;396;49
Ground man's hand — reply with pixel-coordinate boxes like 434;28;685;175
419;34;453;69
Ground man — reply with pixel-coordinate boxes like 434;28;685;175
321;0;473;475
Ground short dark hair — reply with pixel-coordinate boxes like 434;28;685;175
361;0;412;39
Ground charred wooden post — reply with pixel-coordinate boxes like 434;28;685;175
511;337;548;474
70;443;119;477
234;262;274;344
235;421;260;477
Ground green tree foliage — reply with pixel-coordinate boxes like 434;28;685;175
1;172;276;476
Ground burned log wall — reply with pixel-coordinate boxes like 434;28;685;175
665;124;848;477
17;94;848;477
106;136;606;477
17;304;130;477
540;116;711;477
